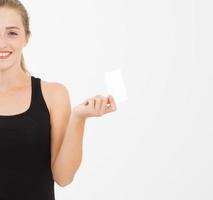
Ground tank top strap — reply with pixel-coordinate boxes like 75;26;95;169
31;75;41;102
31;75;50;118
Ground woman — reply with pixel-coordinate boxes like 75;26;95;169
0;0;117;199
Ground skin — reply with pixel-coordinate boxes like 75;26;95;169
0;7;117;187
0;7;30;91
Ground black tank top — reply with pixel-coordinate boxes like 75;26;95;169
0;75;55;200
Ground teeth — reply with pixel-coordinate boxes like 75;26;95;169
0;52;11;57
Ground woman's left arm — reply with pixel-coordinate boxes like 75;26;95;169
52;94;116;187
52;113;86;187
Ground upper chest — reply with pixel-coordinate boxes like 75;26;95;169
0;80;52;116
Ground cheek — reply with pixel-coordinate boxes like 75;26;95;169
8;40;25;51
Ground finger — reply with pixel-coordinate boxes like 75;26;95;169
87;98;95;109
105;106;115;114
105;95;117;113
109;95;117;110
101;97;108;114
94;95;105;108
84;99;89;105
98;95;106;111
94;97;103;113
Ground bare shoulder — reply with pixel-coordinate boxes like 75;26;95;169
40;79;71;117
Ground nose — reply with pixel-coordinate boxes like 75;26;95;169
0;35;8;48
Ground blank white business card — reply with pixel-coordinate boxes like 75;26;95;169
104;68;128;104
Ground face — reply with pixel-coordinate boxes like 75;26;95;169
0;7;29;70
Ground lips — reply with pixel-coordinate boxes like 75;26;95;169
0;51;12;59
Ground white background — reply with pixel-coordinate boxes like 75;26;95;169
22;0;213;199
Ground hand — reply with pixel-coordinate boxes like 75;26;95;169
72;95;117;120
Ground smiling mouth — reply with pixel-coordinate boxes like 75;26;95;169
0;52;12;59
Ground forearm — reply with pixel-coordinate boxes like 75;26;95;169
52;113;86;186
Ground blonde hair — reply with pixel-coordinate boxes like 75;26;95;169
0;0;31;75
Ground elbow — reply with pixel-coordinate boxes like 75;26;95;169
54;177;74;187
52;169;74;187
